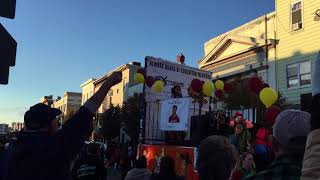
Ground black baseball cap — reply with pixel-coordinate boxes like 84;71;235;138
24;103;61;130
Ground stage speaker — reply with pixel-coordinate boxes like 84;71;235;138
190;115;209;146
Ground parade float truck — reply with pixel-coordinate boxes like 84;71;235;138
136;56;213;180
136;56;279;180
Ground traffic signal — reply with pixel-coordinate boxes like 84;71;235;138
0;0;16;19
0;23;17;67
0;0;17;85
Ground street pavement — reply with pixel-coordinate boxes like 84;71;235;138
106;168;122;180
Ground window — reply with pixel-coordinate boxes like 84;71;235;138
287;64;299;88
287;61;311;88
108;89;113;96
117;89;119;94
291;1;303;31
123;79;127;89
300;61;311;85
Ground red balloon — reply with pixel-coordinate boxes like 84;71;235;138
224;83;233;93
137;69;145;77
248;77;263;94
215;90;224;99
265;106;281;125
255;83;270;95
191;79;203;93
177;54;185;64
145;76;155;87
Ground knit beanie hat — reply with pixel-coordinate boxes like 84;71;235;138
273;110;311;147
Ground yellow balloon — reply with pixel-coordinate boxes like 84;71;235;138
134;73;145;84
152;80;164;93
215;80;224;90
203;80;215;97
259;87;278;108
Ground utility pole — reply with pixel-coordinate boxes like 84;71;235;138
0;0;17;85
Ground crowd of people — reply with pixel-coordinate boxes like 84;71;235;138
195;59;320;180
0;58;320;180
68;140;135;180
69;141;185;180
203;109;311;180
199;108;315;180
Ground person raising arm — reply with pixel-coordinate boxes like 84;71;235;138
2;71;122;180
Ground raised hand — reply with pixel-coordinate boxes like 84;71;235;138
83;71;122;113
106;71;123;87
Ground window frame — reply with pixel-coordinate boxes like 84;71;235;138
287;63;299;88
286;60;311;89
299;61;312;86
290;0;304;32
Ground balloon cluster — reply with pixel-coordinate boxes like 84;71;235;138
214;80;225;100
134;69;145;84
134;68;165;93
247;76;280;124
188;79;205;103
214;80;234;100
188;79;212;98
187;78;235;102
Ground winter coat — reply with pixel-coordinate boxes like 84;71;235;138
125;168;151;180
1;107;94;180
301;129;320;180
72;154;106;180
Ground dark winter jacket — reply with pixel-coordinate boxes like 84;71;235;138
125;168;151;180
1;107;94;180
72;154;106;180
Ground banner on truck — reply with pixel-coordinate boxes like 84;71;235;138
159;98;190;131
145;56;212;101
138;144;199;180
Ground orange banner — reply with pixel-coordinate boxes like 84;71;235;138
138;144;199;180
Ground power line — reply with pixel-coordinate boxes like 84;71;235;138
0;107;27;112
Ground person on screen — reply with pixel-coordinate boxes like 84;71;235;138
171;85;182;98
169;105;180;123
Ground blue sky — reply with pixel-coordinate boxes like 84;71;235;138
0;0;274;124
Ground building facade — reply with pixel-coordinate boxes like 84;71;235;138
199;13;277;88
53;92;82;123
199;0;320;108
275;0;320;108
11;122;24;132
40;95;54;107
80;78;96;105
124;83;144;101
0;124;9;134
94;62;142;113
